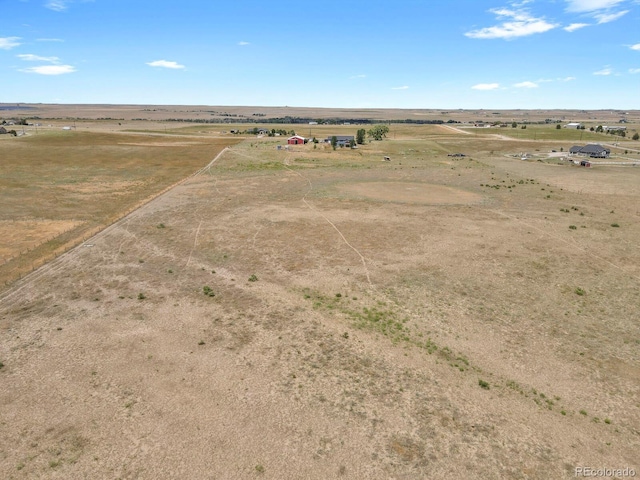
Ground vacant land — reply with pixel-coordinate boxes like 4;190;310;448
0;108;639;479
0;130;238;285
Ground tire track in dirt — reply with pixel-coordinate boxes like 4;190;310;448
181;147;231;270
282;157;373;287
185;220;203;268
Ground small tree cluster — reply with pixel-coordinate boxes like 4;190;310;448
367;125;389;141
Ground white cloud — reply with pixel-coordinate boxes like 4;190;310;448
465;8;558;39
146;60;185;69
472;83;500;90
564;1;629;25
594;10;628;22
392;86;409;90
45;0;70;11
20;65;76;75
593;67;613;75
560;76;577;81
36;38;65;42
629;43;640;51
565;0;626;12
629;68;640;74
0;37;21;50
564;22;590;31
514;81;538;88
238;41;250;46
17;54;60;63
349;74;367;79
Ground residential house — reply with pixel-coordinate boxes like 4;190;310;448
324;135;355;147
569;144;610;158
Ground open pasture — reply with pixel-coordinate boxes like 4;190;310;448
0;130;239;285
0;112;639;478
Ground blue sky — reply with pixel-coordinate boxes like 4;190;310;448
1;0;639;109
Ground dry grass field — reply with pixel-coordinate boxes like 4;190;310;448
0;129;239;285
0;105;639;479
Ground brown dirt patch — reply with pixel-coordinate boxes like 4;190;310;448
338;181;484;204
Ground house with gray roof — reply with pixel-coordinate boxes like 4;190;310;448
324;135;355;147
569;144;610;158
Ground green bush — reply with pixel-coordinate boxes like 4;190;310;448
203;286;215;297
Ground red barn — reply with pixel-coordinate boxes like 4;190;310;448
287;135;305;145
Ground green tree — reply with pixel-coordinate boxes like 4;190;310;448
511;122;517;128
356;128;366;144
330;136;337;150
596;125;603;133
556;124;561;129
632;132;639;141
349;139;356;148
367;125;389;141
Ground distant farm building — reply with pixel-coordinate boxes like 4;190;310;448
324;135;355;147
564;122;583;129
287;135;306;145
603;126;626;132
569;144;610;158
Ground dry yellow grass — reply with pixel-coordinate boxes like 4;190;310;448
0;130;239;285
0;106;639;479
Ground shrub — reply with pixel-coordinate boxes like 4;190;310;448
137;293;146;300
575;287;586;296
611;223;620;228
248;274;258;282
478;379;490;390
203;286;215;297
569;225;577;230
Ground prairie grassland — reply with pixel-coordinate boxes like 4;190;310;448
0;130;239;285
0;115;639;479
